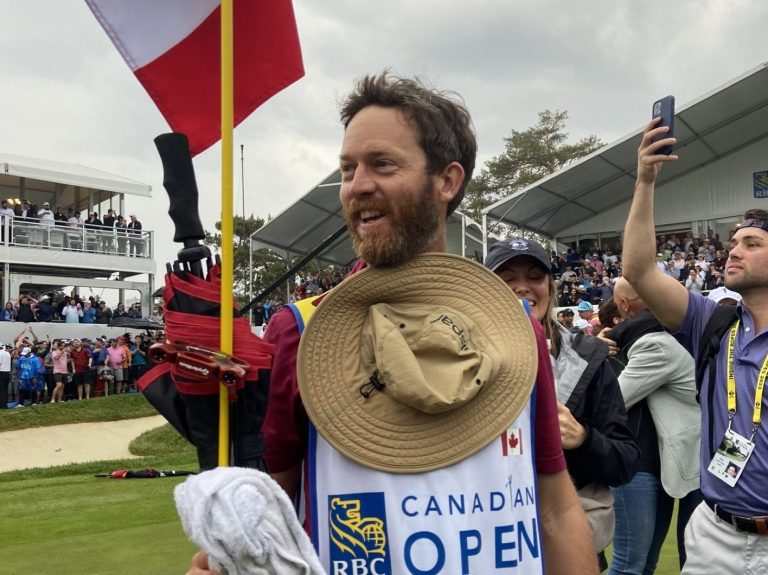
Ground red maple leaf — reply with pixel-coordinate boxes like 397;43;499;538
508;433;519;449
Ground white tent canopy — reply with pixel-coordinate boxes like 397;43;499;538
1;152;152;211
482;63;768;243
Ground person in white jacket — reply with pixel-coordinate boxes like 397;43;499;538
599;278;701;573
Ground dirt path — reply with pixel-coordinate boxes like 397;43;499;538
0;414;166;473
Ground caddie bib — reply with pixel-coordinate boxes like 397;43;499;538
288;297;543;574
305;406;542;575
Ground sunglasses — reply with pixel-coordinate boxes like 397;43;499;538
736;219;768;233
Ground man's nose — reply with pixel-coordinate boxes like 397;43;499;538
344;165;376;198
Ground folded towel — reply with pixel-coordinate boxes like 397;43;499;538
175;466;326;575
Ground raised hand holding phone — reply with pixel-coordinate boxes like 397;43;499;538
651;95;675;155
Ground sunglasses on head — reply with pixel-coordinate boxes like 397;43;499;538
736;219;768;233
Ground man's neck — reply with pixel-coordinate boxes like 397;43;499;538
742;292;768;333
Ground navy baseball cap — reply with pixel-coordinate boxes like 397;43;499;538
484;237;551;274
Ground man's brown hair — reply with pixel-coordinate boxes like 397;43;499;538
340;71;477;216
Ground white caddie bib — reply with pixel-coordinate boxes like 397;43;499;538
303;399;542;575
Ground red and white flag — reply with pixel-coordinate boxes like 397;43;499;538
86;0;304;156
500;428;524;456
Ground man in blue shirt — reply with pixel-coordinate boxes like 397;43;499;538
622;117;768;573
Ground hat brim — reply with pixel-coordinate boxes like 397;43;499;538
298;253;537;474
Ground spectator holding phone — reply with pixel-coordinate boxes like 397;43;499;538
80;300;97;324
684;268;704;294
50;339;71;403
622;113;768;573
61;300;83;324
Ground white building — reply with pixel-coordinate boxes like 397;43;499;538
0;152;156;334
482;63;768;255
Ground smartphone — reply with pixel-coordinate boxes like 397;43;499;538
651;95;675;155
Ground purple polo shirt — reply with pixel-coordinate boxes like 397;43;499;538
676;292;768;516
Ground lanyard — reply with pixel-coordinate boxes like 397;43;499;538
726;319;768;441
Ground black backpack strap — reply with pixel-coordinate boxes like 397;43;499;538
695;304;738;457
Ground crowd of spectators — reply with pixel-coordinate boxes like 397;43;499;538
0;199;145;256
252;268;351;328
292;269;348;300
652;230;729;294
0;325;162;408
0;292;154;324
550;241;623;311
550;228;731;336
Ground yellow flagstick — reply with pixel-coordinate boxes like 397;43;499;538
218;0;234;467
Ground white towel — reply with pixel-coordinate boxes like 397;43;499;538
174;467;326;575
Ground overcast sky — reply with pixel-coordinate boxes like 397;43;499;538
1;0;766;273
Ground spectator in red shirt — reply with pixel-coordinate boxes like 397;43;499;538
70;338;92;400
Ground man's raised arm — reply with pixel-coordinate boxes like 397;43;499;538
622;118;689;332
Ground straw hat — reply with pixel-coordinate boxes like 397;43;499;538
297;253;537;474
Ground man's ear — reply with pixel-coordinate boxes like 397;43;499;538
434;161;465;207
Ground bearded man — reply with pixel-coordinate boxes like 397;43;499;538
188;72;596;575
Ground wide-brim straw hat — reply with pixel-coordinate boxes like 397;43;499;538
297;253;537;474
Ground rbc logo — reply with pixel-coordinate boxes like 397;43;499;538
329;493;392;575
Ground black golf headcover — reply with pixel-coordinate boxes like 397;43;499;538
139;267;274;471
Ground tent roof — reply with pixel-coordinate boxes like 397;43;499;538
1;152;152;197
250;169;483;266
251;170;353;266
482;63;768;237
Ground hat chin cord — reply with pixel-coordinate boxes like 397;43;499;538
359;371;385;398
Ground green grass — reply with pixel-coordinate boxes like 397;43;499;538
0;471;198;575
0;393;158;432
0;400;200;574
0;396;688;574
605;503;682;574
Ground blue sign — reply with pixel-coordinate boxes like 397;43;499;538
754;171;768;199
328;492;392;575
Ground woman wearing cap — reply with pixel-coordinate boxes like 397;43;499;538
486;237;639;561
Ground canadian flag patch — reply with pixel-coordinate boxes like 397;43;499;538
501;428;523;456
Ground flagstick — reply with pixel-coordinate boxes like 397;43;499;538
218;0;234;467
240;144;246;218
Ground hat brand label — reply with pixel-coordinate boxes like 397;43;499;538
431;314;469;351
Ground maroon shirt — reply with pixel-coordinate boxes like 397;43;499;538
70;347;91;373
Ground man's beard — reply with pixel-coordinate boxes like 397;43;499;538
344;182;440;267
725;270;766;294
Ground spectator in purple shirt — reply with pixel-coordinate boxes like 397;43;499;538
622;117;768;574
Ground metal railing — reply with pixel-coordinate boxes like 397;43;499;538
0;216;152;258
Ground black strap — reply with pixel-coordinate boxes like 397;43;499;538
695;304;738;457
